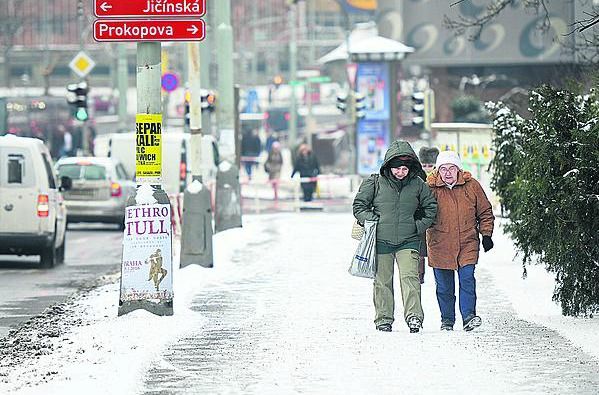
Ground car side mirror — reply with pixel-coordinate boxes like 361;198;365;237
60;176;72;191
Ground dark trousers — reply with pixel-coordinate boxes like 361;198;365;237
301;181;316;202
433;264;477;325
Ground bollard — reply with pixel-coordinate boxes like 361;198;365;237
214;160;242;232
180;179;213;268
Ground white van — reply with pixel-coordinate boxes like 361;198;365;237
0;135;69;268
94;131;219;195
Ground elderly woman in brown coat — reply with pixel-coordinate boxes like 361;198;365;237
426;150;495;332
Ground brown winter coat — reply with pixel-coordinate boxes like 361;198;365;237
426;170;495;270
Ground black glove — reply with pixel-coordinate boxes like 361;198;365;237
482;236;494;252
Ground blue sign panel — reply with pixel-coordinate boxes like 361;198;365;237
355;63;390;121
357;120;390;175
355;62;391;175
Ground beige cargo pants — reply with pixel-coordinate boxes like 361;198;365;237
374;249;424;327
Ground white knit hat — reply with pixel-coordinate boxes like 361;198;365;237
435;150;462;169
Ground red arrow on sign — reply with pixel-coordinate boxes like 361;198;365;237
93;19;205;42
94;0;205;18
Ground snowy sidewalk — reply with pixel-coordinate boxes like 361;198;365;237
138;214;599;394
1;213;598;394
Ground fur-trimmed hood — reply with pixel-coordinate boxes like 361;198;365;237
427;169;473;188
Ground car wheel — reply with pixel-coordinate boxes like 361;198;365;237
56;240;66;264
40;245;56;269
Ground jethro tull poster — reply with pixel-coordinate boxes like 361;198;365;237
120;203;173;303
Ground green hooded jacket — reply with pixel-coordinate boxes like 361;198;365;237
352;140;438;252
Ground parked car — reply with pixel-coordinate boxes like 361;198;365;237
55;157;135;228
0;134;69;268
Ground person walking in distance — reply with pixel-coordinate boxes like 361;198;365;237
426;150;495;331
265;141;283;200
353;140;437;333
292;144;320;202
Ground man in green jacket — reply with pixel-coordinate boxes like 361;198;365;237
353;140;437;333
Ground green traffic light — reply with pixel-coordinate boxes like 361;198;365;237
75;107;88;121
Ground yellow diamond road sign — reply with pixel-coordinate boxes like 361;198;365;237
69;51;96;78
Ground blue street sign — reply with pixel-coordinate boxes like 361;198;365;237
161;72;179;93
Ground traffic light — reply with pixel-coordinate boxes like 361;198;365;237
412;91;425;129
354;92;366;120
201;89;216;112
66;81;89;122
336;92;348;112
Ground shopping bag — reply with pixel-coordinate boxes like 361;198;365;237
351;220;364;240
348;220;377;279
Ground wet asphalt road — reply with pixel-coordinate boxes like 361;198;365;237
0;223;122;338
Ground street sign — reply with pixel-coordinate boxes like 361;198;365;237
308;76;331;83
93;19;205;42
69;51;96;78
289;80;306;87
161;72;179;92
94;0;205;18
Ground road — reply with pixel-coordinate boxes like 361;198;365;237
0;224;122;339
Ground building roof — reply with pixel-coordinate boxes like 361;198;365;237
318;22;414;64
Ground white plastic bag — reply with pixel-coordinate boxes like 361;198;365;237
348;220;377;279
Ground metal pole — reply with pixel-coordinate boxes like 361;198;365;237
200;8;212;135
117;44;128;132
216;0;236;161
339;4;356;174
77;0;89;154
188;43;202;179
288;3;298;147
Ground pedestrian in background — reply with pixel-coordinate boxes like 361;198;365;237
241;128;262;180
426;150;495;332
416;146;440;284
265;141;283;200
292;144;320;202
353;140;437;333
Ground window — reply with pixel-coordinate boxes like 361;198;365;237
116;164;129;181
41;153;56;189
7;155;24;184
84;165;107;180
57;164;82;180
57;164;107;181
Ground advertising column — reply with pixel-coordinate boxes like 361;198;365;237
355;63;390;176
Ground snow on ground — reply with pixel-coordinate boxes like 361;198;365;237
1;213;598;394
482;220;599;361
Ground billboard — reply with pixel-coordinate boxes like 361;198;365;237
357;120;390;175
355;62;390;175
391;0;579;65
356;63;390;121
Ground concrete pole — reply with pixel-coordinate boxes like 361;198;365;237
117;44;128;132
288;3;298;147
214;0;242;232
119;42;173;317
180;42;214;268
215;0;236;161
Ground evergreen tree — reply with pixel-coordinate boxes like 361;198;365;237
489;86;599;316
